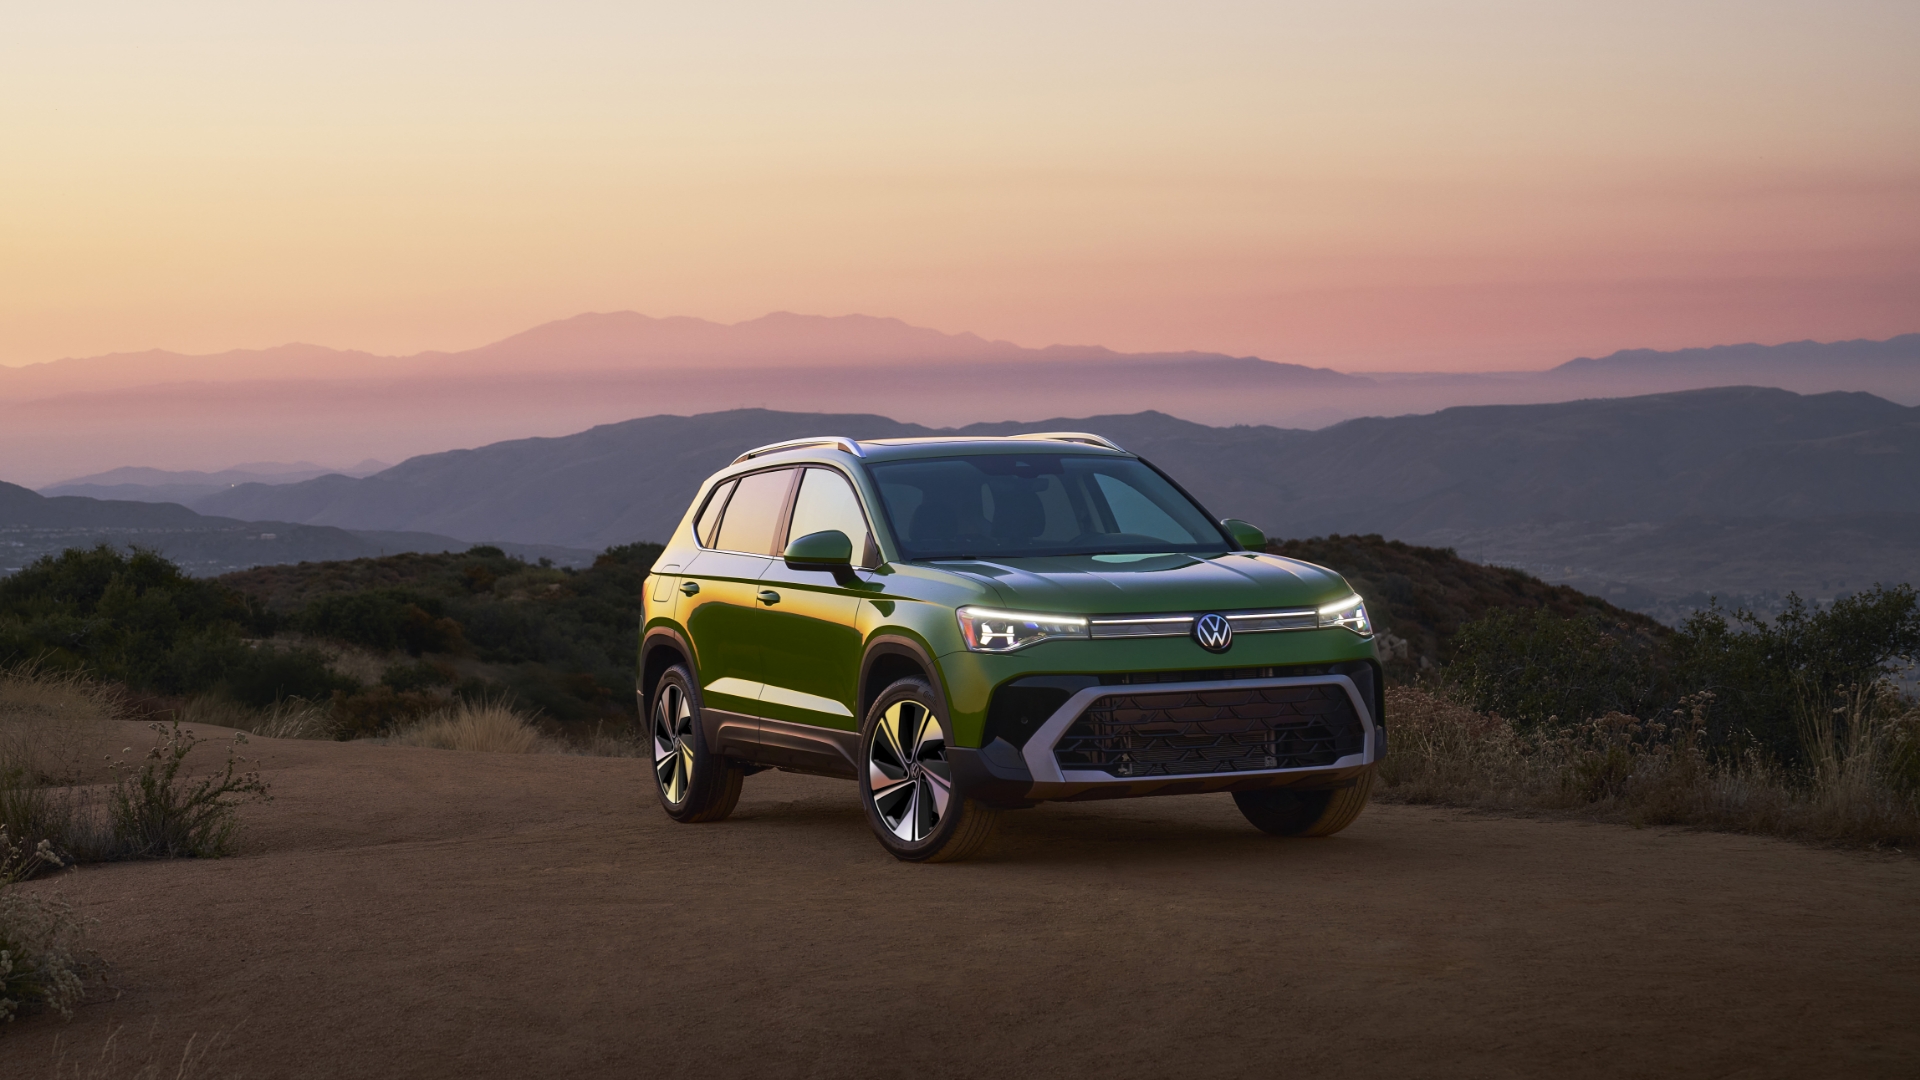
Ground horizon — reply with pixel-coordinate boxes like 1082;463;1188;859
3;306;1913;377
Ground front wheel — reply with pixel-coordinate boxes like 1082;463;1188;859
859;678;999;863
1233;768;1374;837
651;665;743;823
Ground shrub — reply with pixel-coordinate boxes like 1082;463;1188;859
1378;686;1919;847
1;825;89;1022
221;645;357;709
0;546;269;696
297;590;463;656
108;722;270;859
389;700;548;754
1450;608;1665;727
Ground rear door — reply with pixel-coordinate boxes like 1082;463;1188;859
679;468;796;719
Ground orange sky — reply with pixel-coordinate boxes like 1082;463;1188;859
2;1;1915;372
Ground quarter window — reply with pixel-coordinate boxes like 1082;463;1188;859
712;469;794;555
694;479;735;547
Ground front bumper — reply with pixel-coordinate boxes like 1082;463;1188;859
949;672;1381;805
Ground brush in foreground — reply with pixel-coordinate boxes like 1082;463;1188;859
1379;686;1920;847
1;825;89;1022
389;701;548;754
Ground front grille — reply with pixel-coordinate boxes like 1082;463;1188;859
1053;683;1364;778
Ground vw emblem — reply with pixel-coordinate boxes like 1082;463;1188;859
1193;612;1233;652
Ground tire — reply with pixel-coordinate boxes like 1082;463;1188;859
858;677;999;863
1233;767;1375;837
650;665;744;823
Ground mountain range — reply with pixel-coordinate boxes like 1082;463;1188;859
53;387;1892;621
2;312;1913;487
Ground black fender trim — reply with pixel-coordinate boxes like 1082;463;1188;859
857;634;952;730
640;626;696;714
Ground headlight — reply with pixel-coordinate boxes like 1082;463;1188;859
1318;595;1371;636
956;607;1089;652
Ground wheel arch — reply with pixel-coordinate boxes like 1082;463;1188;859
858;633;950;728
641;624;695;714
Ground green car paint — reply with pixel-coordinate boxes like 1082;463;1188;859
639;433;1384;858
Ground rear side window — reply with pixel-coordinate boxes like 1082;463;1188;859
785;468;873;562
694;479;736;547
712;469;794;555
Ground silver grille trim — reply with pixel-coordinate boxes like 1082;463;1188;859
1087;608;1318;639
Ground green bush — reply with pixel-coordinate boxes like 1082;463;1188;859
0;546;272;696
1449;607;1665;727
1448;584;1920;770
222;645;358;708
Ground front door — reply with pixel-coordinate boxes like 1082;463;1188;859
754;466;875;733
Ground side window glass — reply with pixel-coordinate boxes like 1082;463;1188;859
713;469;793;555
785;468;873;561
694;479;736;547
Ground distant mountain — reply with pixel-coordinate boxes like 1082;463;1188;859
0;481;591;576
42;460;392;504
1553;334;1920;377
3;315;1913;489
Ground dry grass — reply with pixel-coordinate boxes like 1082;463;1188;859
40;1023;237;1079
1380;686;1920;848
388;700;550;754
1;666;123;787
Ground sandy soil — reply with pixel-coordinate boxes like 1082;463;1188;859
6;721;1918;1079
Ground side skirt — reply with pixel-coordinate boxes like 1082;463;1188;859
702;709;860;780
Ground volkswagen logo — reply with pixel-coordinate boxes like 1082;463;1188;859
1193;612;1233;652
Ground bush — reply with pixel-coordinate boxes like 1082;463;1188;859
108;722;270;859
1378;686;1920;847
222;645;358;709
1450;608;1665;727
297;590;463;656
0;546;270;697
1;826;89;1022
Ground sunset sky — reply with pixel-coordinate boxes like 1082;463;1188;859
3;0;1915;372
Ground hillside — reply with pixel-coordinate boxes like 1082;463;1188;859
1267;535;1668;678
0;480;591;576
180;390;1920;620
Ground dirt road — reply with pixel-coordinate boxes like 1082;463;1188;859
8;725;1917;1078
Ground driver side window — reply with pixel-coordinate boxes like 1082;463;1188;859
785;468;874;565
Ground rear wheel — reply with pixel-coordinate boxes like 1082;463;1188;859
651;665;743;823
1233;768;1374;837
859;678;999;863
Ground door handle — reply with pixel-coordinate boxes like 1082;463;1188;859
756;589;781;605
680;581;700;596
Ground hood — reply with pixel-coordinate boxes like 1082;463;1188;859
927;552;1353;615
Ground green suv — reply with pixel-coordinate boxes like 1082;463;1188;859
639;433;1382;862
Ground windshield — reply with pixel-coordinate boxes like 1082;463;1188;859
867;453;1230;560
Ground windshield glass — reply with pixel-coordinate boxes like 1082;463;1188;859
867;453;1229;560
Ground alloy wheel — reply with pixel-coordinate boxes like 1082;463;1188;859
867;700;952;842
653;682;696;804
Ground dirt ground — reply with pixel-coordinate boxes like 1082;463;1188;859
6;722;1918;1079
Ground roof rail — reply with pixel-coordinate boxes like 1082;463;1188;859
731;436;865;465
1009;431;1127;453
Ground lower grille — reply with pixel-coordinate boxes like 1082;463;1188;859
1054;683;1365;778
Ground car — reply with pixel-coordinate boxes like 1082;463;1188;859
638;431;1383;862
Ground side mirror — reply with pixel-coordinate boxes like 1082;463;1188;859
784;529;853;571
1221;518;1266;551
